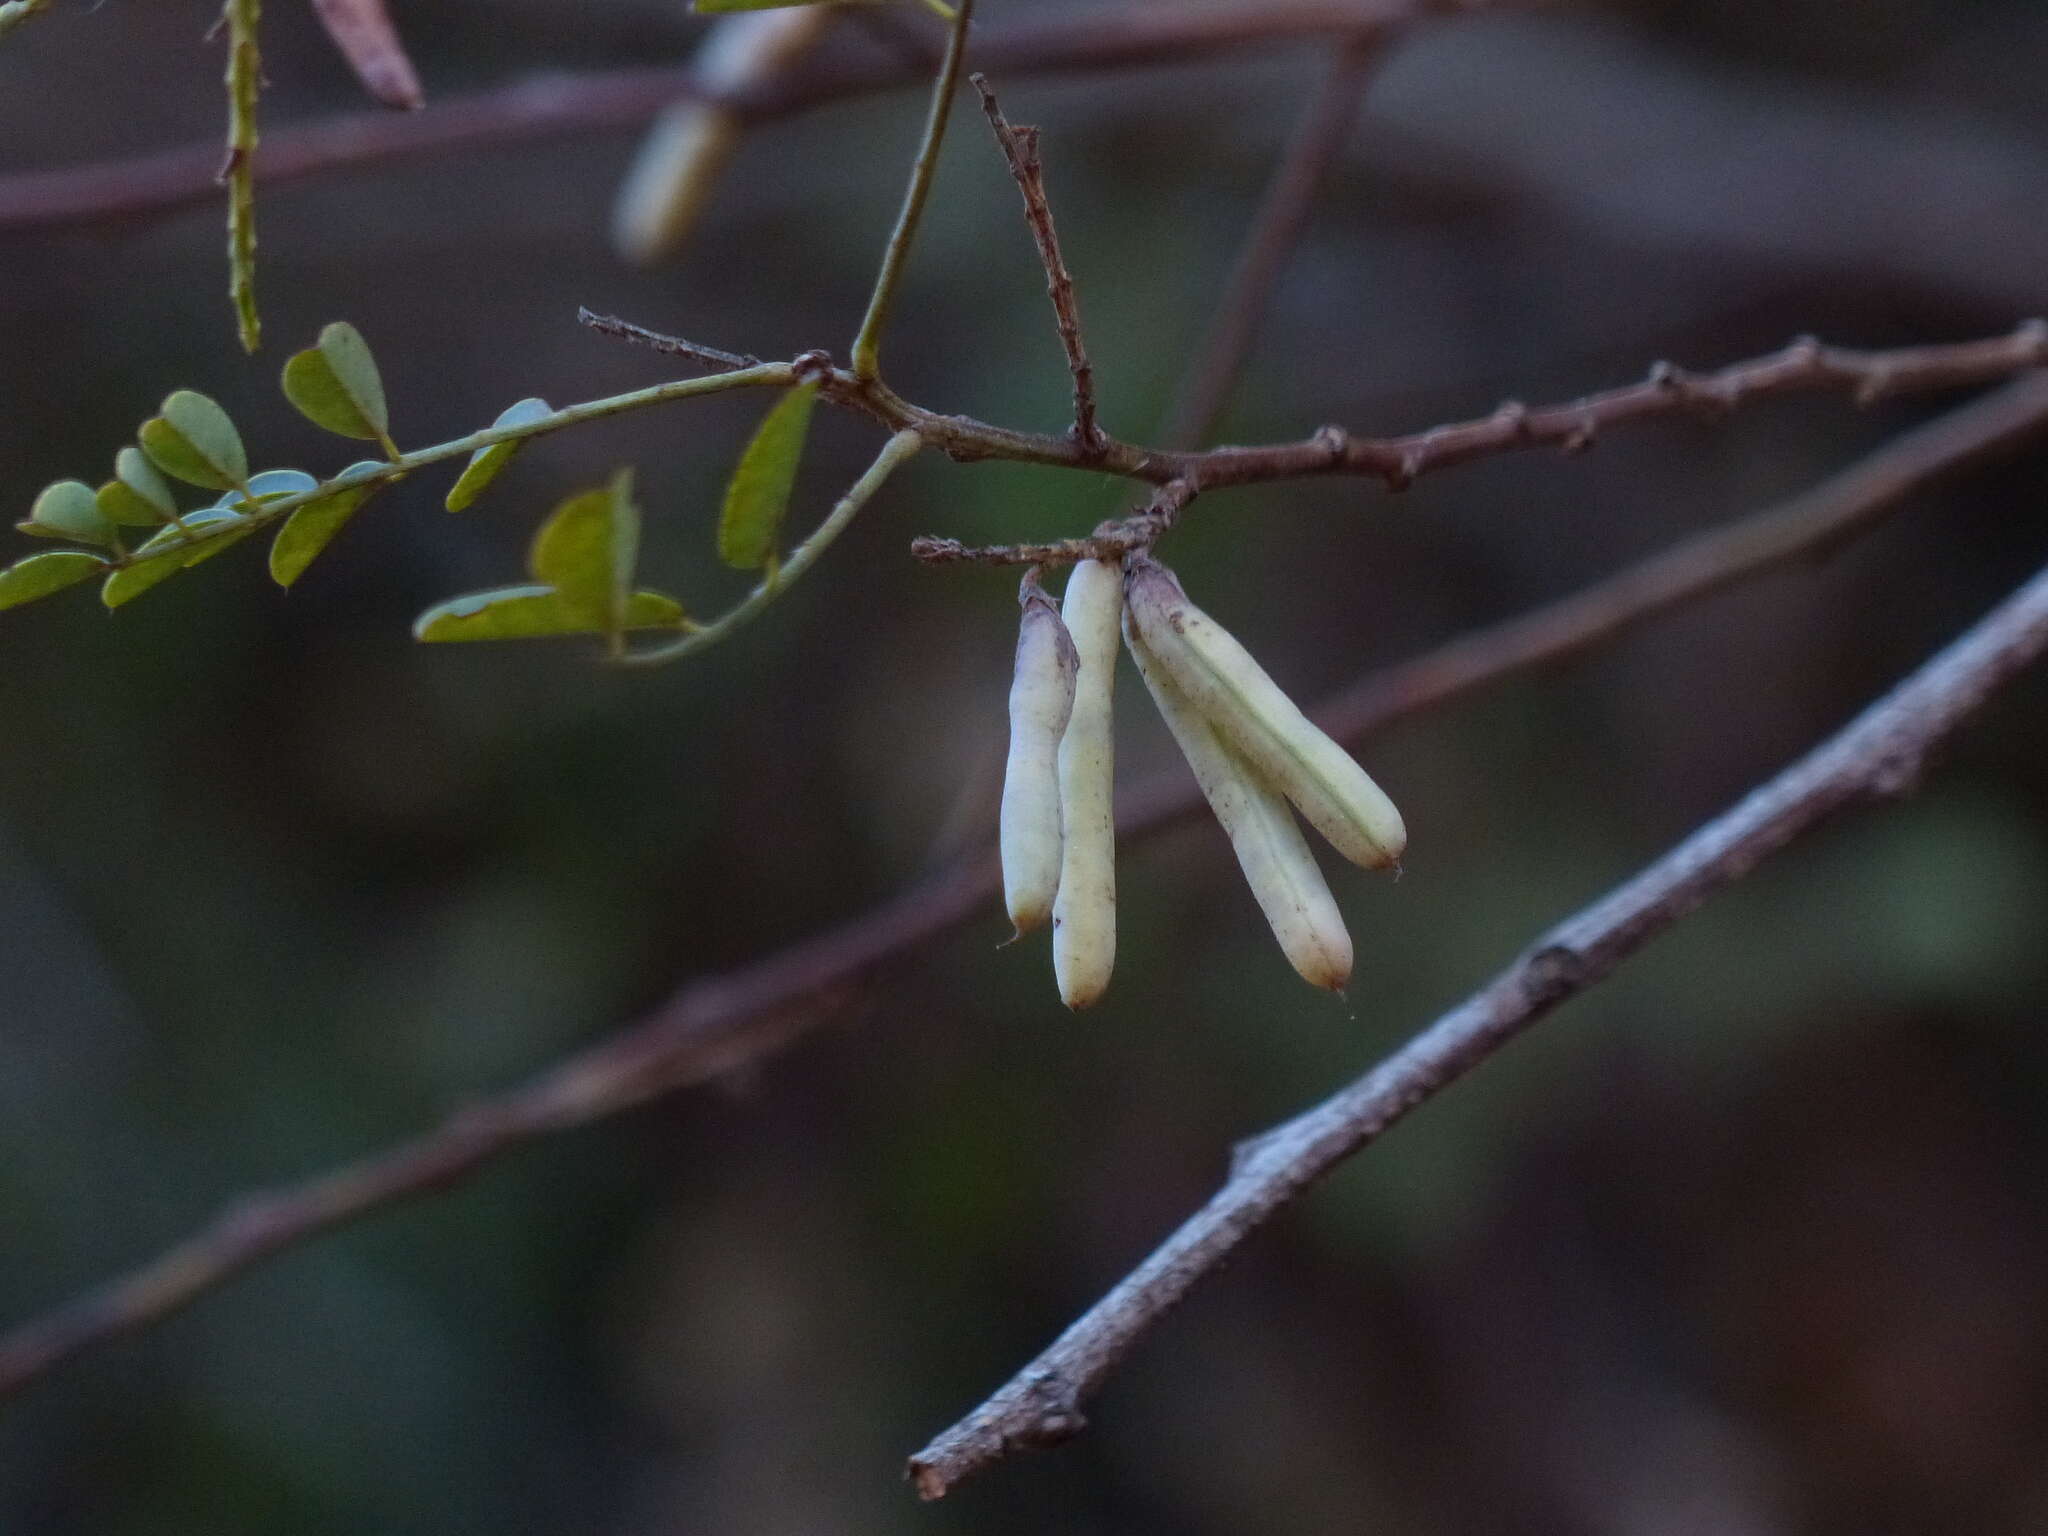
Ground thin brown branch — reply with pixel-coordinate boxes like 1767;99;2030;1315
1162;36;1381;451
0;0;1467;234
310;0;424;111
971;74;1103;453
906;547;2048;1499
874;326;2048;540
577;306;761;372
2;375;2042;1401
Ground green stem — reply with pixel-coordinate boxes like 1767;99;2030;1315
618;429;925;667
849;0;975;381
111;362;792;567
224;0;262;353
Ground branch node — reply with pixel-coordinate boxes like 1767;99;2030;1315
1520;943;1589;1008
1313;423;1351;462
791;348;836;384
1866;745;1928;798
1490;398;1530;439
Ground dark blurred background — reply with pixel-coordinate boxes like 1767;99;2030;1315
4;1;2048;1531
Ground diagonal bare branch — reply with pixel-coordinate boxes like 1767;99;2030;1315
906;546;2048;1498
2;372;2044;1401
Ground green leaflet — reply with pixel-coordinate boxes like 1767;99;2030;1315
445;397;551;512
718;380;817;571
105;447;179;524
97;480;169;529
413;585;687;643
28;481;116;547
281;322;392;444
269;462;387;588
102;510;255;608
528;468;641;646
138;390;248;491
0;551;108;610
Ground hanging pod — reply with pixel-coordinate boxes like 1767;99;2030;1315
1125;611;1354;993
1000;572;1080;939
1123;555;1405;872
1050;557;1122;1009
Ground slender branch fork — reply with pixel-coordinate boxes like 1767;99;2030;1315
971;75;1103;454
4;372;2047;1402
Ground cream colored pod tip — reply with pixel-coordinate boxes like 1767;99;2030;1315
1123;554;1406;873
1000;572;1079;940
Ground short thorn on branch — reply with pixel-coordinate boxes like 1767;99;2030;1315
577;307;761;373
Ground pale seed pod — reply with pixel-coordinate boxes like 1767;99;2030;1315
1001;572;1080;939
1051;557;1123;1009
1124;555;1406;870
1126;613;1353;992
612;8;837;266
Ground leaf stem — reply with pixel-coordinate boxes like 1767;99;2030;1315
849;0;975;380
107;362;792;565
618;428;924;666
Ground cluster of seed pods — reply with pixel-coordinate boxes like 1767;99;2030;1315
1001;554;1406;1006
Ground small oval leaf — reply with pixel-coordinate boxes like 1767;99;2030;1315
97;480;169;529
269;464;387;588
139;391;248;490
281;322;390;442
528;468;641;643
113;447;179;521
103;512;254;608
718;381;817;571
30;480;117;546
445;397;551;512
413;584;686;643
0;551;108;610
